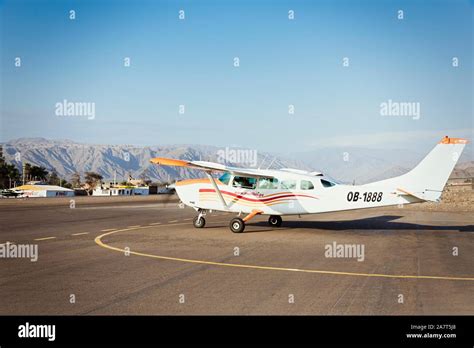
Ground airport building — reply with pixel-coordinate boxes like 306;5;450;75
92;185;149;196
14;184;75;198
92;174;151;196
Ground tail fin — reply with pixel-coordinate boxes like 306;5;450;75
369;136;468;202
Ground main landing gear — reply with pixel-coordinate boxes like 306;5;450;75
193;209;284;233
229;217;245;233
268;215;282;227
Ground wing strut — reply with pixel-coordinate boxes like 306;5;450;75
205;172;229;210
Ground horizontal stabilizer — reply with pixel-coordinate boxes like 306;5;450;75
396;188;439;202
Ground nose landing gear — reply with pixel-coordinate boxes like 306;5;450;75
193;209;206;228
193;215;206;228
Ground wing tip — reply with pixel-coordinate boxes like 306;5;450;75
149;157;190;167
439;136;469;144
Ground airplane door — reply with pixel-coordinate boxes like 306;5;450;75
230;176;258;206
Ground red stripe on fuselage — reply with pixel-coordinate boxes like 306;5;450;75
199;188;317;202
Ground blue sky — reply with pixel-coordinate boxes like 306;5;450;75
1;0;472;152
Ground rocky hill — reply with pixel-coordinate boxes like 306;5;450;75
2;138;472;184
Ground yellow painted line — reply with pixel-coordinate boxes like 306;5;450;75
168;220;179;223
35;236;56;241
101;228;117;232
183;218;193;221
72;232;89;236
94;225;474;282
148;222;162;226
127;225;141;228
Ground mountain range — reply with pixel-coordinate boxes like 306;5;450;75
2;137;473;184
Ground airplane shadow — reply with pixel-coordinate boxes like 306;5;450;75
249;215;474;233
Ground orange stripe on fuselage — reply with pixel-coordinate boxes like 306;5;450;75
199;194;292;207
199;188;317;202
199;189;317;207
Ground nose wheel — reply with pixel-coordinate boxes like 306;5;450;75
193;209;206;228
193;215;206;228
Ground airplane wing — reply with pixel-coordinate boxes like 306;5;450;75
149;157;273;178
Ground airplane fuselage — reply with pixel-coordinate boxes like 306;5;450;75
175;173;419;216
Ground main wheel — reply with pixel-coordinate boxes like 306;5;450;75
229;217;245;233
193;216;206;228
268;215;282;227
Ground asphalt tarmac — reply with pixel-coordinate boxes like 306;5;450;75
1;195;473;315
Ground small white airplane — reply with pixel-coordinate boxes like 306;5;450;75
150;136;468;233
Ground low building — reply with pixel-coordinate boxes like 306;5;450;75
132;186;149;195
92;185;149;196
14;184;75;198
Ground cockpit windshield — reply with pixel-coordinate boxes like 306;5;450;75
218;172;231;185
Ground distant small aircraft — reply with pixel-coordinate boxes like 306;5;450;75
150;136;468;233
0;189;21;198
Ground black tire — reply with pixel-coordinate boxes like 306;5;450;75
268;215;282;227
193;216;206;228
229;217;245;233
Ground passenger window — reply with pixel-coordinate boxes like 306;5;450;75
300;180;314;190
232;176;257;189
320;179;336;188
257;177;279;189
281;180;296;189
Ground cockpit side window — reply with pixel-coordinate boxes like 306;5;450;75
218;172;231;185
232;176;257;189
300;180;314;190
